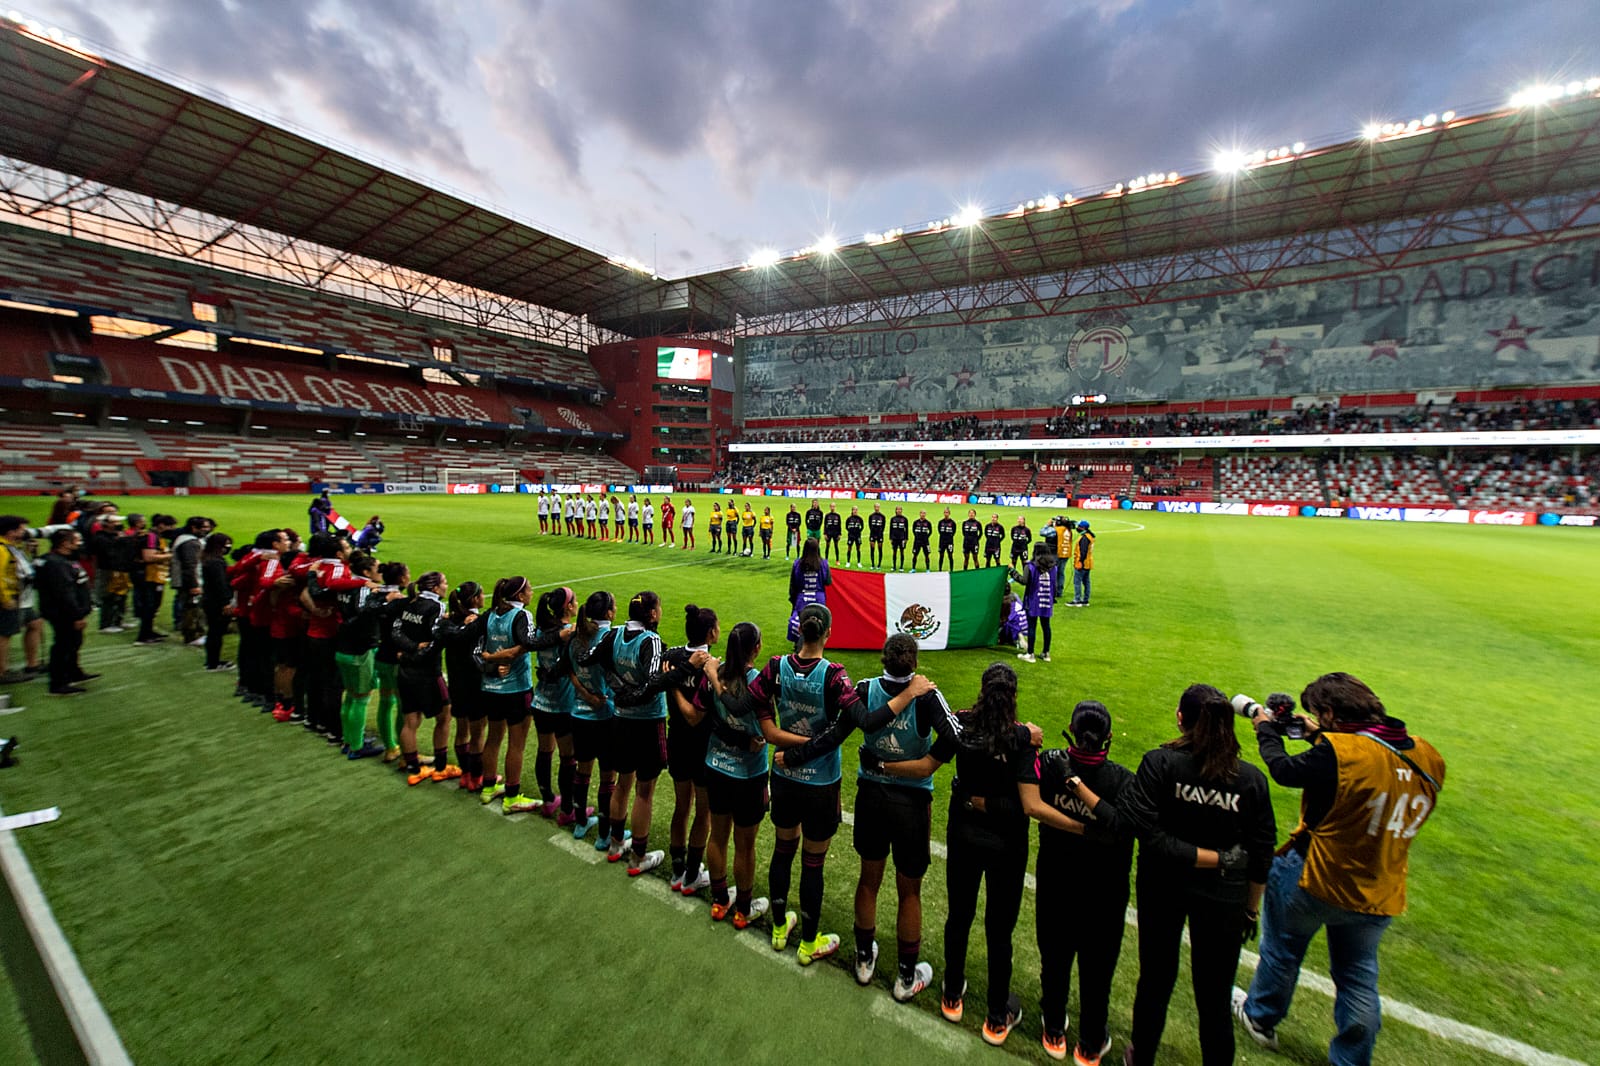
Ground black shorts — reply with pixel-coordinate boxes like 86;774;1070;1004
571;716;617;768
668;722;712;785
707;769;768;827
483;689;530;726
847;536;861;546
852;778;933;878
448;681;483;719
612;717;667;780
532;706;573;738
397;670;449;719
890;539;906;550
963;541;979;554
272;635;305;668
769;773;840;841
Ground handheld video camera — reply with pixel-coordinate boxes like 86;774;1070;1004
1231;691;1307;739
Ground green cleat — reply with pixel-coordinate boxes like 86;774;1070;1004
771;910;798;952
479;782;505;806
797;933;841;966
503;793;540;814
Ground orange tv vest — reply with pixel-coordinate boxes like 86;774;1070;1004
1295;730;1445;916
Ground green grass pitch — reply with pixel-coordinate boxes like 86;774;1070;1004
0;492;1595;1065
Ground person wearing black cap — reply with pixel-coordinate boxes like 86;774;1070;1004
1020;701;1137;1064
1069;520;1095;607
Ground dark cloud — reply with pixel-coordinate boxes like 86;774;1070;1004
487;0;1598;201
121;0;485;184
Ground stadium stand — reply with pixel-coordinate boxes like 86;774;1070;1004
1445;452;1598;511
1132;458;1213;499
1216;455;1328;503
1323;454;1454;506
977;458;1036;493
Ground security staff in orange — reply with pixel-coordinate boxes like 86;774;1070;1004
1232;673;1444;1066
1067;520;1093;606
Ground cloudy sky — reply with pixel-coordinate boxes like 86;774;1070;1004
21;0;1598;276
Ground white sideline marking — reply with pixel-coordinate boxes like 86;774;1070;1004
1087;518;1145;533
0;803;133;1065
839;810;1583;1066
528;561;696;591
867;995;1004;1057
544;831;604;864
0;807;60;832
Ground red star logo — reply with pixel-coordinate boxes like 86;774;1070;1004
1257;337;1292;368
1487;315;1541;353
895;372;916;390
839;374;857;395
954;366;976;388
1368;337;1401;362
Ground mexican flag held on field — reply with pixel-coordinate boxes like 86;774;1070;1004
828;567;1007;651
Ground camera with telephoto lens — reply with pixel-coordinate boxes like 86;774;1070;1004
1231;691;1307;739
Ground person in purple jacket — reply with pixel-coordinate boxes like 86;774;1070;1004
1009;542;1057;664
787;538;831;647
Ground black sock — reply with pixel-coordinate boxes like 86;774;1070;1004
453;744;467;772
572;770;591;821
596;782;613;837
558;756;575;812
769;836;798;924
712;877;730;906
799;851;827;942
632;834;648;860
898;939;920;983
855;924;875;958
404;750;419;772
685;845;704;884
535;749;554;801
505;780;520;799
670;845;687;879
482;772;498;789
433;746;447;770
734;887;750;916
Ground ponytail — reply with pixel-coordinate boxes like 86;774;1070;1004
492;576;529;613
628;590;660;625
684;603;717;646
796;603;830;646
535;587;573;630
448;581;482;620
1068;700;1113;752
378;561;408;587
719;622;761;699
576;590;615;640
1167;683;1240;782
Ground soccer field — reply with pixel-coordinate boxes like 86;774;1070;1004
1;492;1596;1065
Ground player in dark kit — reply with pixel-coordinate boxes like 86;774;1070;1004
844;508;864;565
984;514;1005;567
936;509;957;571
889;507;909;571
823;505;843;562
805;502;824;543
867;504;886;568
961;510;983;570
1009;515;1032;567
911;512;933;572
785;504;802;558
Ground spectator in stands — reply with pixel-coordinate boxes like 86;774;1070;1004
36;529;95;696
0;516;45;684
1234;674;1445;1066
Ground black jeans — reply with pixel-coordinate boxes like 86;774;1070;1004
303;637;341;734
943;814;1028;1024
48;620;83;691
132;581;163;640
204;606;228;668
1036;849;1128;1045
1129;874;1249;1066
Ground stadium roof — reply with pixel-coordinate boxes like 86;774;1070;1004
3;18;1600;338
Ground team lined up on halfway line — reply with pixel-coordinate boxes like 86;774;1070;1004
203;508;1439;1066
532;491;1094;585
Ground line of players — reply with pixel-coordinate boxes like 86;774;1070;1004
534;490;1047;573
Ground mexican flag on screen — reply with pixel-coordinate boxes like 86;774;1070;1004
828;567;1007;651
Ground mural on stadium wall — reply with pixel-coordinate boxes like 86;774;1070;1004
736;238;1600;418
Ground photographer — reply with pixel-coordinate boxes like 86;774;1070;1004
37;529;95;695
0;516;45;684
1233;673;1445;1066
